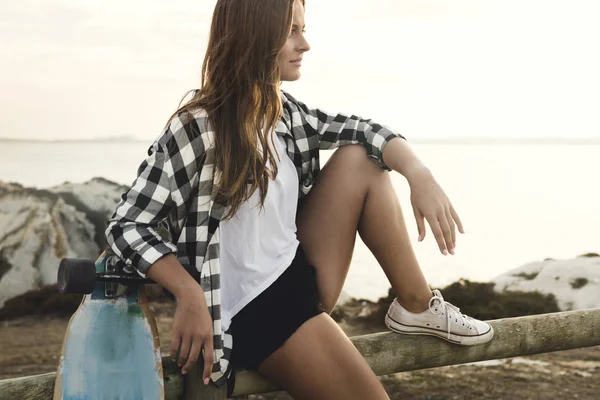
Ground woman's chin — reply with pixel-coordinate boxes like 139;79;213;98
281;70;302;82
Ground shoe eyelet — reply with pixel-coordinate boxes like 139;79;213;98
426;323;430;327
436;326;440;328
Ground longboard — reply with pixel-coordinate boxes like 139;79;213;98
53;250;164;400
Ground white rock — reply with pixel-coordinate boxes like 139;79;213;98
0;178;126;308
491;256;600;311
51;177;125;216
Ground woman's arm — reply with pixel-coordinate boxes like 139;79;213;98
290;96;404;170
382;135;428;180
146;254;214;383
105;113;214;381
105;114;203;276
105;140;180;275
290;94;464;255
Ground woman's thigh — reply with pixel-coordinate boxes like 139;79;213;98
296;145;386;312
258;313;389;400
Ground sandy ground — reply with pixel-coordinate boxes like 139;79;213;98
1;302;599;399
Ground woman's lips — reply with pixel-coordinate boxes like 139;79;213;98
290;59;302;66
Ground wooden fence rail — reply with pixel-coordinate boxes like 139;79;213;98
1;308;599;399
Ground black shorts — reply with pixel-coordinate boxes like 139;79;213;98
229;244;325;371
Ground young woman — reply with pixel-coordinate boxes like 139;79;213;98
106;0;493;398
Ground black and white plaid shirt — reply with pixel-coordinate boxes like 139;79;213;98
105;90;405;385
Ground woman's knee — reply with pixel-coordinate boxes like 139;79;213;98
326;145;387;181
329;145;368;168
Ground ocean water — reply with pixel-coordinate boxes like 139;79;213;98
1;140;598;301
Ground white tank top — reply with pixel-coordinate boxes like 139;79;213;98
219;131;300;331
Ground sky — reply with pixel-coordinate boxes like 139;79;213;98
1;0;599;141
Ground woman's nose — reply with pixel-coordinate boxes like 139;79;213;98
300;36;311;53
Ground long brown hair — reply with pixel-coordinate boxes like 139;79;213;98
171;0;304;220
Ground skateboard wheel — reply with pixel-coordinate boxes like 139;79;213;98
57;258;97;294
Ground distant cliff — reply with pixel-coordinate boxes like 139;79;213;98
0;178;126;307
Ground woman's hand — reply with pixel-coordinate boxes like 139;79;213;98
382;138;464;254
171;289;215;384
405;165;464;255
145;254;215;384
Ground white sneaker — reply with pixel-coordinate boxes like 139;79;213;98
385;289;494;346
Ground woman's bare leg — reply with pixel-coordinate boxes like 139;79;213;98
258;313;389;400
296;144;433;313
257;145;436;398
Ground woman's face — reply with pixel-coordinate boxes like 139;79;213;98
278;0;311;82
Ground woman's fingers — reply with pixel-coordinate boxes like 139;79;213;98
445;208;456;254
424;207;456;255
170;333;181;363
178;336;192;368
413;207;426;241
170;290;214;383
174;329;214;383
181;339;202;376
438;213;453;255
202;339;215;385
450;204;465;234
425;213;447;254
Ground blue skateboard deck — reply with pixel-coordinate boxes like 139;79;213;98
53;251;164;400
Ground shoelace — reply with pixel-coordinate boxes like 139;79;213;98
428;292;476;340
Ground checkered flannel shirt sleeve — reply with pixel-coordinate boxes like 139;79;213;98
105;113;203;277
296;100;405;170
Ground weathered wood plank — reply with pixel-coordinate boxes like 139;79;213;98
1;308;599;399
0;373;55;400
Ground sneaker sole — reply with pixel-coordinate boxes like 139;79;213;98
385;314;494;346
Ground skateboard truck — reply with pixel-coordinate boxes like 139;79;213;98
104;255;119;297
57;255;153;297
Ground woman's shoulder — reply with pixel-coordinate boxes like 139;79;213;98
281;90;304;108
280;89;297;103
165;108;211;137
280;90;314;117
155;107;215;158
